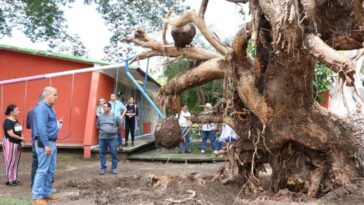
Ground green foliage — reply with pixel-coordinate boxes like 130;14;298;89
93;0;188;62
163;58;223;115
0;0;187;60
247;40;256;57
313;63;333;102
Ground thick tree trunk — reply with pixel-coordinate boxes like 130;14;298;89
127;0;364;198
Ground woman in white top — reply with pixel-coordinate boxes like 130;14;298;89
218;124;237;150
178;104;192;153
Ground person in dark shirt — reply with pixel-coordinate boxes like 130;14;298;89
26;107;37;188
3;104;24;186
122;97;138;146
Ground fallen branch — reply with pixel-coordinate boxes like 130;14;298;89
198;0;209;19
124;29;219;63
165;11;231;54
158;57;227;105
304;34;356;86
162;5;176;45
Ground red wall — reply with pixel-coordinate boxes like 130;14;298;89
0;50;93;145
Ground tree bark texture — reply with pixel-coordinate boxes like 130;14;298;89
125;0;364;198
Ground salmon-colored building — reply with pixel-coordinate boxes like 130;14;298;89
0;44;161;158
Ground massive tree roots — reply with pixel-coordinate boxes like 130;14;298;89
125;0;364;198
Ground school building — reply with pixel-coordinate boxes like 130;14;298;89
0;44;162;158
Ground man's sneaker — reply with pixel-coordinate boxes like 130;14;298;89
100;169;106;175
123;142;128;147
52;188;58;194
44;194;60;201
111;169;118;174
185;150;191;153
131;142;135;147
212;150;218;155
201;150;205;154
32;199;47;205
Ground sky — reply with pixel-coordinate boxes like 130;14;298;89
0;0;248;78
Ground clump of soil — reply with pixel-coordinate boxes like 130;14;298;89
155;118;182;148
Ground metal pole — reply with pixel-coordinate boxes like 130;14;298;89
124;57;165;119
0;63;125;85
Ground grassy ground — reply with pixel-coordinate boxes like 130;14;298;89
0;196;32;205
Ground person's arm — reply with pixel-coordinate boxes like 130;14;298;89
121;108;127;118
96;107;100;117
116;116;121;127
135;105;138;116
96;116;100;129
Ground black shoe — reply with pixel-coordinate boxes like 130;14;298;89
14;180;22;185
123;142;128;147
5;181;17;186
131;142;135;147
185;150;191;153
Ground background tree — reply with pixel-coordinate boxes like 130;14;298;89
0;0;187;59
126;0;364;198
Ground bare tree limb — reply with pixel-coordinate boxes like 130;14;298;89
235;68;269;123
304;34;356;86
191;114;223;123
250;0;261;47
164;11;232;55
198;0;209;19
232;24;251;60
158;57;227;104
162;5;175;45
124;29;219;63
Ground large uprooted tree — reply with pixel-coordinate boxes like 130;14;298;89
125;0;364;198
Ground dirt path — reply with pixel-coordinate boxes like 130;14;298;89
0;151;363;205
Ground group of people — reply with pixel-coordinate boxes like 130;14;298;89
95;93;138;175
2;86;62;205
1;87;139;205
177;103;238;154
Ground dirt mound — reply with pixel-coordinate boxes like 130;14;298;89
155;118;182;148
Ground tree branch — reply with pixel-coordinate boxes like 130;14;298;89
198;0;209;19
235;68;269;123
162;5;175;45
164;11;231;55
232;24;251;60
304;34;356;86
158;57;227;105
191;114;223;124
124;29;219;63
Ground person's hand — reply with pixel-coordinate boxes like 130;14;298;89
58;118;64;124
45;146;52;156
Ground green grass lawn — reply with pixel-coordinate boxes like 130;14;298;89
0;196;32;205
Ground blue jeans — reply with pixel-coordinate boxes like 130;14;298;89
178;127;191;152
32;142;57;199
99;138;118;171
218;137;236;150
201;130;218;151
117;129;123;145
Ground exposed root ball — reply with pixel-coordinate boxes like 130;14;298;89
155;118;182;148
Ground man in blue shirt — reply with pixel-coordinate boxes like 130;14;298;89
32;86;62;205
109;93;126;146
